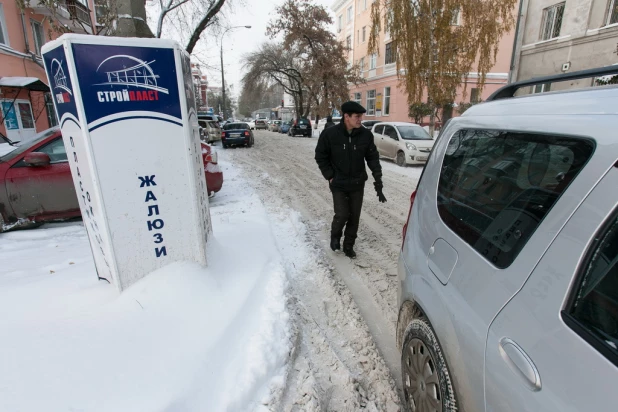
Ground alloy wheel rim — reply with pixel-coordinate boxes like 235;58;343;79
402;338;442;412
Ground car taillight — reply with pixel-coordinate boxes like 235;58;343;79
204;150;218;165
401;190;417;251
244;131;250;137
221;131;225;138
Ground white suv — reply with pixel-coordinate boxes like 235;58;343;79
397;67;618;411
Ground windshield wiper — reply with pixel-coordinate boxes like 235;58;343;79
0;131;16;146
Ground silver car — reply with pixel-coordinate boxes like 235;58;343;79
397;68;618;411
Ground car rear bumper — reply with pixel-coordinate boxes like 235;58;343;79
205;169;223;194
222;137;251;146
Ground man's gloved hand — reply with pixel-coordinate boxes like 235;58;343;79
374;181;387;203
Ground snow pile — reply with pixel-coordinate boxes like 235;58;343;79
0;161;292;411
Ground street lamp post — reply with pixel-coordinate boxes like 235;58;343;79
220;25;251;120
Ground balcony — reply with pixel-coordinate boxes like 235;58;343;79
29;0;93;34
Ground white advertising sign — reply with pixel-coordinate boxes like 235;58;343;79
42;35;211;292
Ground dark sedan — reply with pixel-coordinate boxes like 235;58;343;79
221;123;254;148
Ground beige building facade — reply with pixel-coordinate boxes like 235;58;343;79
332;0;516;124
511;0;618;92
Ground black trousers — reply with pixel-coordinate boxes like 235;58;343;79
331;189;364;247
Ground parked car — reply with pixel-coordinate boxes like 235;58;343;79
247;119;256;130
0;127;223;232
316;116;341;134
198;119;221;144
371;122;434;166
397;67;618;412
221;122;254;148
268;120;282;132
289;117;312;137
279;120;292;134
361;120;381;129
255;119;268;130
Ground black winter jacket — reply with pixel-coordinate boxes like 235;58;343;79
315;122;382;192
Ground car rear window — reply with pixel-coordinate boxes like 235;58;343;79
223;123;248;130
438;129;594;268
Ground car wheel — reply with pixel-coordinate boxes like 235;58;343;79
401;318;458;412
222;144;228;149
396;151;407;167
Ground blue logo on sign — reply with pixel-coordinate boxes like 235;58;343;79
42;45;79;123
72;44;181;125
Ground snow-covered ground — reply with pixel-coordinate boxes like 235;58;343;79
0;144;402;410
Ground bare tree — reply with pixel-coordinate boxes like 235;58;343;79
368;0;516;132
267;0;363;119
242;43;307;117
22;0;231;51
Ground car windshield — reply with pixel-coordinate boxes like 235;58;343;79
0;127;59;162
224;123;248;130
397;125;432;140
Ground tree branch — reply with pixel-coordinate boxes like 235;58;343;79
185;0;226;53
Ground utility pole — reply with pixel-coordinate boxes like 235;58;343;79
220;25;251;119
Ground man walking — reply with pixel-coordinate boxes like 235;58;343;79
315;101;387;258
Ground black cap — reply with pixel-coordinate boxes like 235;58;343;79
341;101;366;114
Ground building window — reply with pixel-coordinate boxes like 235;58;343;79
384;87;391;115
362;26;366;42
338;15;342;32
45;93;58;127
346;35;352;51
369;53;377;69
366;89;376;115
359;57;365;72
347;6;353;23
470;87;480;102
31;20;46;56
356;29;359;44
540;3;565;40
533;83;551;93
450;8;461;25
608;0;618;25
0;4;8;46
385;42;396;65
354;92;362;104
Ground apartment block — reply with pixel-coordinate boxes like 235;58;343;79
0;0;98;143
511;0;618;92
332;0;516;123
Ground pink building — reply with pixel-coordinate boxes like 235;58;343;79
0;0;97;143
332;0;516;125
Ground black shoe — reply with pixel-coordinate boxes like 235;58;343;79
330;237;341;251
343;246;356;259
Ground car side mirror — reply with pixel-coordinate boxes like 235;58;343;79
24;152;51;167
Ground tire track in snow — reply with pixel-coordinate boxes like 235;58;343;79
219;130;423;399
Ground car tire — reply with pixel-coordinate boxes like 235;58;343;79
396;151;407;167
401;317;458;412
222;144;228;149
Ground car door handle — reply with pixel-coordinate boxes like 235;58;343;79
498;337;542;391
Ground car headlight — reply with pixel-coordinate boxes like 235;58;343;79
405;143;417;151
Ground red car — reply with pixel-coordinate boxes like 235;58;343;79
0;127;223;232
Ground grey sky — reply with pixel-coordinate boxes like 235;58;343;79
195;0;335;99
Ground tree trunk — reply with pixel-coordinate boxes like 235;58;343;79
114;0;154;38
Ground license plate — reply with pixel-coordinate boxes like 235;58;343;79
300;125;307;129
416;156;428;161
230;133;240;137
